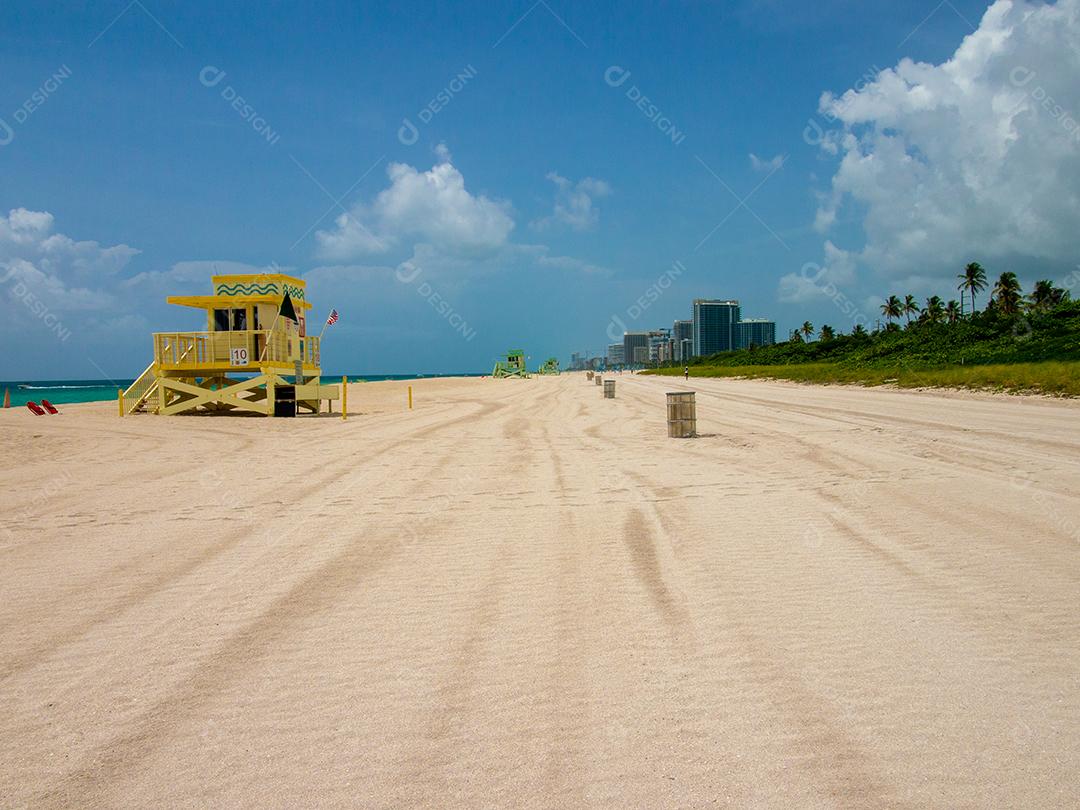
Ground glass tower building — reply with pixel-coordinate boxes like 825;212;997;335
622;332;649;367
692;299;741;357
734;319;776;350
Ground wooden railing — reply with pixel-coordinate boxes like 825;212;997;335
153;331;321;370
303;336;321;367
122;360;158;413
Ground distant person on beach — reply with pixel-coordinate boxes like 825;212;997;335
684;366;689;380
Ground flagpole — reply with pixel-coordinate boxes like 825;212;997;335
320;308;338;342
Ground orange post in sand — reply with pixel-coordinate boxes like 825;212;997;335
118;388;124;417
341;376;347;421
2;387;9;409
408;385;413;410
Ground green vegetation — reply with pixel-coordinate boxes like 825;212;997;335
655;361;1080;396
649;272;1080;396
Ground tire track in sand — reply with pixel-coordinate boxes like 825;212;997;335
33;438;476;807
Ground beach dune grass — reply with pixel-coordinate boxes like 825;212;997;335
649;360;1080;396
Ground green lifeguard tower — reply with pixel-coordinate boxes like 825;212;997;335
537;357;560;375
492;349;529;378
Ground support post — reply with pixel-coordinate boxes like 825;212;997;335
118;388;124;417
408;385;413;410
342;376;347;421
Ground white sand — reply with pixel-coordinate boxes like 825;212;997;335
1;374;1078;807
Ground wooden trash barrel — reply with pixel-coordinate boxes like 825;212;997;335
587;371;594;381
603;380;615;399
595;375;602;386
666;391;696;438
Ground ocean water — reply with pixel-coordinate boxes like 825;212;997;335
2;380;135;408
1;374;483;409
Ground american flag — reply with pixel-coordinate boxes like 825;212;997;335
326;309;339;326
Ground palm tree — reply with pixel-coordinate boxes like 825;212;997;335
880;295;902;325
789;329;804;344
1028;279;1067;311
903;294;921;325
801;321;814;342
851;323;868;338
819;324;835;341
945;299;961;324
992;272;1023;315
923;295;945;324
958;262;987;314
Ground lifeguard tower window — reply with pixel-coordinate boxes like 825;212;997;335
213;308;247;331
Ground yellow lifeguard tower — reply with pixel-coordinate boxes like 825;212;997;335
121;273;339;416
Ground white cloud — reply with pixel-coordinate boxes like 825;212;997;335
532;172;611;231
749;153;786;172
0;208;54;243
314;151;606;285
2;257;114;310
385;241;613;283
814;0;1080;284
778;240;856;303
0;208;138;312
515;243;612;275
0;213;291;372
316;151;514;260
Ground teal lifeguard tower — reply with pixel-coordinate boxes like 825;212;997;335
492;349;529;378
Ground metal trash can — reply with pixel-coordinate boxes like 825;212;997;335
273;386;297;417
666;391;696;437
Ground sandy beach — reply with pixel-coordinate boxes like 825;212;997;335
1;374;1078;808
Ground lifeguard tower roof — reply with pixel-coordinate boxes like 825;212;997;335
167;274;314;316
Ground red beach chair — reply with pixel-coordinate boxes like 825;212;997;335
25;401;45;416
40;400;59;414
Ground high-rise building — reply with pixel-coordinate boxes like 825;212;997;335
673;320;693;361
692;299;741;356
647;329;672;363
623;332;649;367
604;302;774;362
734;319;776;350
678;338;693;361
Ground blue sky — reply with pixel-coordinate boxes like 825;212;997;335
2;0;1078;377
